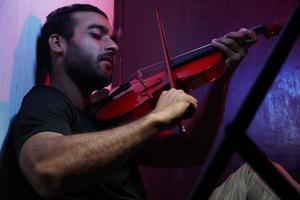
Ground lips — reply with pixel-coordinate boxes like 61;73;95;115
100;55;113;63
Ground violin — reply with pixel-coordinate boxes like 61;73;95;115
87;24;281;125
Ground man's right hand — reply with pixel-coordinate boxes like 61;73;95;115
150;88;198;130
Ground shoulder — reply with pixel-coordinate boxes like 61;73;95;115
13;86;74;157
23;85;70;104
20;85;73;113
15;85;76;133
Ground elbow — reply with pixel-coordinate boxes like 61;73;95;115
29;161;64;199
18;134;67;198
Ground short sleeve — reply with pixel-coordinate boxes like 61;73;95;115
13;86;73;157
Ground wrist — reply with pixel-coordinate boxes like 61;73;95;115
147;111;169;131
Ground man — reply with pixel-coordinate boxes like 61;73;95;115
12;3;296;200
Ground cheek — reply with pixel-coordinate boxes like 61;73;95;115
82;38;105;53
79;44;99;65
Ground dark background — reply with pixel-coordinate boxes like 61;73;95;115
113;0;300;199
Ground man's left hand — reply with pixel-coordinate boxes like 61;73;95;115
211;28;257;67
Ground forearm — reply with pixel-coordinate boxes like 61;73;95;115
20;113;159;197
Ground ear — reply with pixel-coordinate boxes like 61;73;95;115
48;34;67;53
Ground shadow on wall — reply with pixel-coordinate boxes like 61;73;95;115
0;15;42;199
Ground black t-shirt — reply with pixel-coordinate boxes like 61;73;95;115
12;85;146;200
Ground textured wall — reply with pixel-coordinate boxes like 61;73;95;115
114;0;299;199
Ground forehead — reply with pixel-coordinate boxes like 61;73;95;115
71;11;113;34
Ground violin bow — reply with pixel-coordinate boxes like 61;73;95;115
155;6;187;134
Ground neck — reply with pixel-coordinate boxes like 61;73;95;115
50;70;90;111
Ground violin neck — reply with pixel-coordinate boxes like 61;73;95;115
170;24;280;70
170;44;216;70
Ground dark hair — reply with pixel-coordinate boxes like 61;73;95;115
36;4;108;74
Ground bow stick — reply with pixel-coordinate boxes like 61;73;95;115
155;6;187;134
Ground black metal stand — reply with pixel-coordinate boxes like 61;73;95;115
188;2;300;199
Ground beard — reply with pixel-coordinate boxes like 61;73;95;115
65;41;112;95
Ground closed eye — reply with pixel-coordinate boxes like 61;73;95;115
90;33;102;40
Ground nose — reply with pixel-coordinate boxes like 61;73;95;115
104;37;119;54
